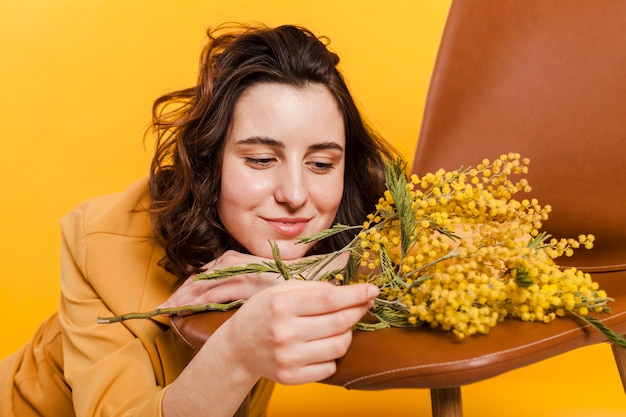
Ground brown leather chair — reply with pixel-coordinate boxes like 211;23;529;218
171;1;626;415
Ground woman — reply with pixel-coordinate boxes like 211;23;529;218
0;23;397;417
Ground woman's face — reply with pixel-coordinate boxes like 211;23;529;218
218;82;346;259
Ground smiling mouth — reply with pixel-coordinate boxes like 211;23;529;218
264;218;310;237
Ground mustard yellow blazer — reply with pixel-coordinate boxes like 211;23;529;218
0;179;274;416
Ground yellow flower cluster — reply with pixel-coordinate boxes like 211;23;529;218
98;153;619;348
353;153;609;338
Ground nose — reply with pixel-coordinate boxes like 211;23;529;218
274;165;308;209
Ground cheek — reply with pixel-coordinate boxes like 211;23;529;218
312;176;344;217
219;163;249;223
219;164;275;224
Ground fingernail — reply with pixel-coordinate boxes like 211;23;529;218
367;285;380;298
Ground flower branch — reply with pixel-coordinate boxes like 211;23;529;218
97;153;626;349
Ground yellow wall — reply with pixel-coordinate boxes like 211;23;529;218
1;1;624;416
0;0;448;355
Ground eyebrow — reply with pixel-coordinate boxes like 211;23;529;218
235;136;344;152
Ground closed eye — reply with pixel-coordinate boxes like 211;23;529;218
246;157;277;168
307;161;335;173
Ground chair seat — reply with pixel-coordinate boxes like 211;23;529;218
170;270;626;390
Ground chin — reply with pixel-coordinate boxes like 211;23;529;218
268;240;312;260
242;237;314;260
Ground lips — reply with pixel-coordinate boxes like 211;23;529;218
264;217;311;237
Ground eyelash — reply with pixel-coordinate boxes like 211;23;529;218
245;158;335;173
308;161;334;173
246;157;275;168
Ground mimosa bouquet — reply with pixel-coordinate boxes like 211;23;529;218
99;153;625;347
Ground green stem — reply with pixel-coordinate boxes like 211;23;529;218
306;234;360;281
398;250;459;282
355;321;391;331
97;299;245;324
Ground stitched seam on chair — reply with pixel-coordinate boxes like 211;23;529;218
169;318;200;352
343;309;626;388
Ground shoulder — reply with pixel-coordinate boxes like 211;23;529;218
58;178;177;313
60;177;154;239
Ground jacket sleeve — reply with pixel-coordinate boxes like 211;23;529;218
57;198;176;417
56;183;273;417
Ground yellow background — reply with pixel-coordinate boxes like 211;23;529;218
0;1;624;416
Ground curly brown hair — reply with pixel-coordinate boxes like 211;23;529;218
149;23;397;279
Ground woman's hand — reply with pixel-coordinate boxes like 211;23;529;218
216;279;378;385
163;280;378;417
158;250;286;310
159;249;351;311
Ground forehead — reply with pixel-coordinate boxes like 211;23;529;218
228;82;345;146
234;81;337;111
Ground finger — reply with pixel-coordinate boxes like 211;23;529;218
295;303;371;341
206;250;273;270
270;359;338;386
270;282;379;317
161;272;285;309
157;278;222;308
269;331;353;385
194;278;274;304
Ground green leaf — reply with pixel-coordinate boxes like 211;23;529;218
341;251;361;285
195;263;280;280
270;241;291;280
296;224;360;244
578;314;626;348
385;158;417;259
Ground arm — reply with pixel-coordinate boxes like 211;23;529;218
58;196;375;417
58;198;186;417
158;249;375;416
162;280;378;417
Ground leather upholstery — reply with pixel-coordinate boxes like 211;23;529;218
412;0;626;273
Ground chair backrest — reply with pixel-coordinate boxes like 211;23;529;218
413;0;626;273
